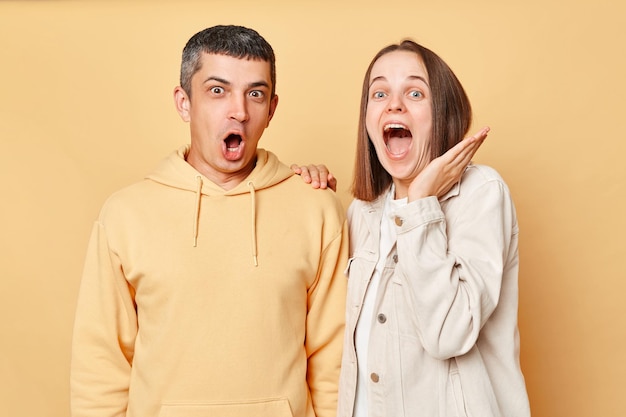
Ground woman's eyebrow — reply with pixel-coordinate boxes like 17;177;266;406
369;75;387;87
407;75;428;85
369;75;429;87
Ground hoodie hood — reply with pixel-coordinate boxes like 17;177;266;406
145;145;295;264
146;145;294;196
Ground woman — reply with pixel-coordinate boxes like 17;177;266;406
337;40;530;417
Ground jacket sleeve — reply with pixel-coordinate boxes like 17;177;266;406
70;221;138;417
394;179;517;360
305;219;349;417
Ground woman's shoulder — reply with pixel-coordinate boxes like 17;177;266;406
465;163;504;180
347;193;386;215
461;164;510;192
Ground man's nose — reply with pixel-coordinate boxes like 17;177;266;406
229;95;249;122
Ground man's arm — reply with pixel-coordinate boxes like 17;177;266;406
71;221;137;417
305;218;349;417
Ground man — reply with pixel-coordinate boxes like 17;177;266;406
71;25;348;417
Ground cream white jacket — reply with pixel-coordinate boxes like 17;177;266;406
338;164;530;417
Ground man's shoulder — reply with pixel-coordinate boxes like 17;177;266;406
97;178;157;221
283;175;344;203
104;178;153;202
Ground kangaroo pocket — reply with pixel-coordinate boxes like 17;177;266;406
158;398;293;417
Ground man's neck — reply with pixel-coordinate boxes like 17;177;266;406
185;153;256;191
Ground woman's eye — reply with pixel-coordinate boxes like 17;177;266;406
210;86;224;94
409;90;424;98
372;91;386;99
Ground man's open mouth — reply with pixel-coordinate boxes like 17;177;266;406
225;134;243;152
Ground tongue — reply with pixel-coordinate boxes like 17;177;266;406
225;135;241;149
386;137;411;155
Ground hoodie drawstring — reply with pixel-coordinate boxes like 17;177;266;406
193;175;202;247
191;175;258;267
247;181;258;267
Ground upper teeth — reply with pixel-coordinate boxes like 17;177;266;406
384;123;406;131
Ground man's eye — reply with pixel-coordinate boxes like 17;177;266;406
249;90;264;98
211;86;224;94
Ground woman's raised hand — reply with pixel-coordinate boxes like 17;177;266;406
408;127;490;201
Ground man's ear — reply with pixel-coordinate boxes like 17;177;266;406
266;94;279;127
174;86;191;122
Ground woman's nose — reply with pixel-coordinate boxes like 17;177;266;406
387;94;404;112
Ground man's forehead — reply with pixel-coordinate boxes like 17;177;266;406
196;52;271;85
200;52;270;71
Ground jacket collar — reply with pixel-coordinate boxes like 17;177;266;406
358;192;387;244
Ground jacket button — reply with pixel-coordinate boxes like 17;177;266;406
392;254;398;263
377;313;387;323
394;216;403;226
370;373;380;383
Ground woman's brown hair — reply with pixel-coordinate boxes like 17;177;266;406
351;40;472;201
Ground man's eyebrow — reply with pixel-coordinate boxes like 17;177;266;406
202;77;270;90
249;81;270;90
203;76;230;85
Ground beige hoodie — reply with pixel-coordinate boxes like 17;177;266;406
71;146;348;417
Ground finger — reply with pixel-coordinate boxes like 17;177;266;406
448;130;488;166
442;135;476;162
465;126;490;142
314;164;330;189
315;164;330;174
459;144;480;166
448;142;480;173
447;127;488;163
327;174;337;192
462;131;488;162
300;166;312;183
304;164;322;188
290;164;303;174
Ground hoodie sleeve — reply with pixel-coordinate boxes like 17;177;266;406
305;218;349;417
71;221;137;417
393;177;517;360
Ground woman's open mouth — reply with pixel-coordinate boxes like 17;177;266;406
383;123;412;156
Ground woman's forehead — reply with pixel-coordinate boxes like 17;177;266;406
370;50;428;83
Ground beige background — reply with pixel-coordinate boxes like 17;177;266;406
1;0;625;416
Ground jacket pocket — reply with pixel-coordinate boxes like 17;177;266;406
449;366;468;417
158;398;293;417
454;347;501;417
344;254;376;308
